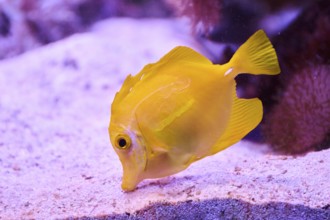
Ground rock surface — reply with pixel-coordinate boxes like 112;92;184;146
0;18;329;220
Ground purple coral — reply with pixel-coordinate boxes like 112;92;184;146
166;0;221;34
263;65;330;154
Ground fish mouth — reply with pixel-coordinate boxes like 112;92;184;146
121;166;143;191
121;179;138;192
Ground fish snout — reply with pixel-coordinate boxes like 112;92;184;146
121;181;137;192
121;171;141;191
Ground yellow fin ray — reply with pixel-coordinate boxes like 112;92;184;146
227;30;280;76
209;90;263;155
157;46;212;66
112;74;135;110
113;46;211;108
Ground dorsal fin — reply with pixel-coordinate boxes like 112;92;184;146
112;73;138;109
112;46;211;108
112;62;156;107
156;46;212;66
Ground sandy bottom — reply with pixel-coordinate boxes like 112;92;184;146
0;18;329;220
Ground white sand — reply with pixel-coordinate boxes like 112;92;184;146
0;18;329;220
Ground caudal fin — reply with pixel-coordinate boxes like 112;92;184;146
226;30;280;76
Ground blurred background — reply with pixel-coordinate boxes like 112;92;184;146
0;0;310;60
0;0;329;154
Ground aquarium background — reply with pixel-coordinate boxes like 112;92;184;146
0;0;329;219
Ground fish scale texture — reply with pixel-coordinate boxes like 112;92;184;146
0;18;329;220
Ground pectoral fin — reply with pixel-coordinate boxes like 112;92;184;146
209;89;263;155
135;76;192;154
136;97;195;155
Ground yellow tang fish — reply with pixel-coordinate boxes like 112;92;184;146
109;30;280;191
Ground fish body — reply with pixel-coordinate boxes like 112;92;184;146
109;30;280;191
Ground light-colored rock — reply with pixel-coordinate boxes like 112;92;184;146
0;18;329;220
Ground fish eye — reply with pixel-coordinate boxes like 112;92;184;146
115;134;131;149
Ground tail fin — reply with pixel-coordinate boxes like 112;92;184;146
225;30;280;76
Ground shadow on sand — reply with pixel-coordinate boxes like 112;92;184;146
71;198;329;220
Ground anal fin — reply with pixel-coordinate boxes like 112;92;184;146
209;92;263;155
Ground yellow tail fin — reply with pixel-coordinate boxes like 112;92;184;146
226;30;280;76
